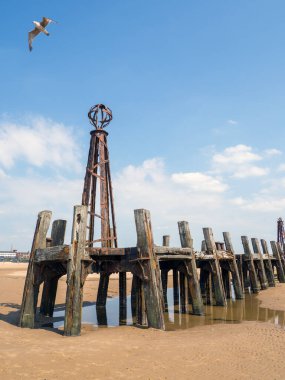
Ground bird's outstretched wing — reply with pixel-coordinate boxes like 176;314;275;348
41;17;57;28
28;28;41;51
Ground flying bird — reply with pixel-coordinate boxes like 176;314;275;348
28;17;57;51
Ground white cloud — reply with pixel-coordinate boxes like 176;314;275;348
264;148;282;157
171;172;228;193
0;116;82;172
213;144;261;166
240;197;285;212
227;119;238;125
212;144;269;179
232;166;269;178
278;164;285;172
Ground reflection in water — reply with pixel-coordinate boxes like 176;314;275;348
45;288;285;331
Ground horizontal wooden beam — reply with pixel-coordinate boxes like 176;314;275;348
34;245;70;262
87;247;139;256
157;254;193;261
154;246;193;255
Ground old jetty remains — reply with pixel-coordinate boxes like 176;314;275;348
19;104;285;335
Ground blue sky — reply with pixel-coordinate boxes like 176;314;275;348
1;1;285;251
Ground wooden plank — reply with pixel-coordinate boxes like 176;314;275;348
178;221;204;315
19;210;52;328
203;228;226;306
134;209;165;330
64;205;88;336
87;247;137;256
34;245;69;262
223;232;244;299
241;236;260;293
157;254;192;260
154;246;192;255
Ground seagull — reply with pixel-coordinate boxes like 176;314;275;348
28;17;57;51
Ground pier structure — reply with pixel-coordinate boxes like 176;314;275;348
19;104;285;335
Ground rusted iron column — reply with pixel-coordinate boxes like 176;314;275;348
19;211;52;328
260;239;275;287
178;221;204;315
241;236;260;293
134;209;165;330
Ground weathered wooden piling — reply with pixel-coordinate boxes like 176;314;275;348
251;238;268;289
223;232;244;299
260;239;275;287
40;219;67;317
178;221;204;315
277;242;285;272
161;235;170;308
270;241;285;283
19;210;52;328
134;209;165;330
203;228;227;306
64;205;89;336
241;236;260;293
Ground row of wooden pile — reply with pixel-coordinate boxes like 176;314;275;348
19;206;285;336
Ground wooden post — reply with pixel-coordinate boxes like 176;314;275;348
19;210;52;328
223;232;244;299
40;219;67;316
179;272;186;313
136;277;147;326
134;209;165;330
270;241;285;283
96;273;110;307
251;238;268;289
173;269;179;306
64;205;87;336
260;239;275;287
178;221;204;315
203;228;226;306
119;272;127;325
161;235;170;308
162;235;170;247
241;236;260;293
277;242;285;272
131;275;139;323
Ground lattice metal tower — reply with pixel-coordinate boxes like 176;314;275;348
82;104;117;249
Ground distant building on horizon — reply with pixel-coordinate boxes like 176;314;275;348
0;250;30;261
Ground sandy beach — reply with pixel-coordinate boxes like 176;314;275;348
1;262;285;380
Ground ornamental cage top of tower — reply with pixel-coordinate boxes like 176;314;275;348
88;104;113;130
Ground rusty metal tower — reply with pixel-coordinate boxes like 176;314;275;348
277;217;285;251
82;104;126;320
82;104;117;249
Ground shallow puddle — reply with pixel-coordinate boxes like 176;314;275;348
40;288;285;331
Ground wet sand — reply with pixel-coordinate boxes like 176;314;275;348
1;263;285;379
